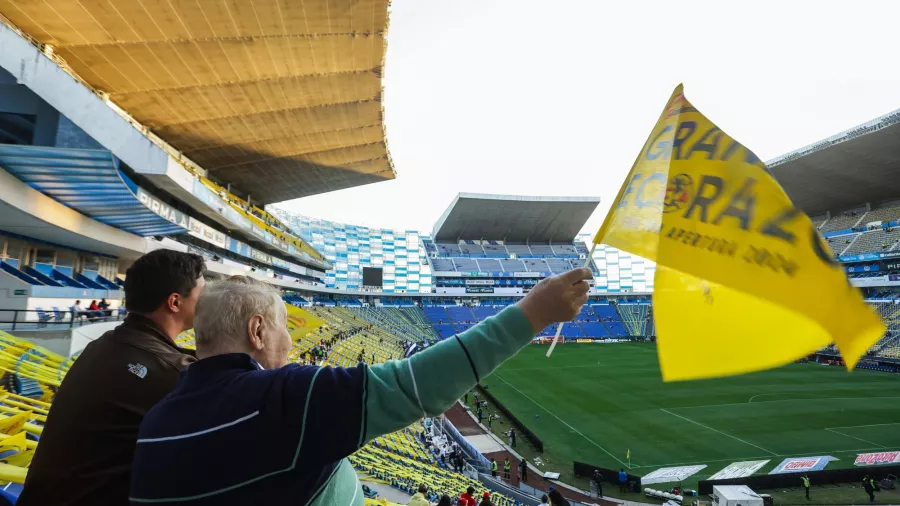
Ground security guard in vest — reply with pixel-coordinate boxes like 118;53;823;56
503;458;511;481
801;473;810;500
490;458;498;478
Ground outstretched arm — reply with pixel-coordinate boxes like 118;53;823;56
361;267;592;444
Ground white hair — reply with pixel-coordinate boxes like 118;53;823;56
194;276;284;353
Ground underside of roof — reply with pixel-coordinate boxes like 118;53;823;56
0;0;396;204
768;108;900;216
432;193;601;243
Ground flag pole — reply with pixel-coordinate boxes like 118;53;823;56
546;242;597;358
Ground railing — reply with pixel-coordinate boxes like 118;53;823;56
0;308;126;331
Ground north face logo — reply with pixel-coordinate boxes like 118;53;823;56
127;363;148;379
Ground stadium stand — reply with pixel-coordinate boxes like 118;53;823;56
843;228;900;255
819;212;865;232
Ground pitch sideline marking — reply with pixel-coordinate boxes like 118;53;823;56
681;395;900;410
827;421;900;430
824;428;885;449
492;374;629;467
660;408;777;456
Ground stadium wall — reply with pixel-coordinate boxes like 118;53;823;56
573;461;642;487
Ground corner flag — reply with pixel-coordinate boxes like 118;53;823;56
626;449;630;460
593;85;884;381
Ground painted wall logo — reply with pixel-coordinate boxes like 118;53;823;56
664;174;694;213
127;363;148;379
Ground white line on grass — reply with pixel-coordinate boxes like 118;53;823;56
824;428;885;448
492;374;629;467
827;422;900;430
659;408;777;456
678;395;900;410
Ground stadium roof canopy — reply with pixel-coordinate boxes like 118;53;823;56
0;0;395;204
432;193;601;243
768;108;900;216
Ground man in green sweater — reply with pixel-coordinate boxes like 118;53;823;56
130;268;591;505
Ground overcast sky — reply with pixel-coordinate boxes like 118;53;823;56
278;0;900;236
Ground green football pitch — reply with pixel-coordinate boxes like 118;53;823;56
481;342;900;490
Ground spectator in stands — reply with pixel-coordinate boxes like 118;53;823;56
71;299;85;320
408;485;430;506
130;268;592;505
538;494;550;506
19;249;206;506
459;486;477;506
437;495;453;506
478;491;493;506
88;299;100;320
548;487;570;506
98;297;111;317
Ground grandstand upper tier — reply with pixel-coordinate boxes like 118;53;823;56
769;108;900;216
0;0;395;204
432;193;601;242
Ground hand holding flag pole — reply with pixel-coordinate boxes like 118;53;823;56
546;243;597;358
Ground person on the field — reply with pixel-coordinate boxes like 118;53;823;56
801;473;810;500
19;250;206;506
509;427;516;448
130;269;592;505
591;469;603;498
863;474;875;503
618;468;628;493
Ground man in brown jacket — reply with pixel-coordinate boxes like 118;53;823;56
17;249;206;506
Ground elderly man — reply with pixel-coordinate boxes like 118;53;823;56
130;269;591;505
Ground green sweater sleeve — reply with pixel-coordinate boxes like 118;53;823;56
360;305;535;444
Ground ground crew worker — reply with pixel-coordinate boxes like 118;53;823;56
490;458;498;478
801;473;810;500
503;458;511;481
863;474;875;503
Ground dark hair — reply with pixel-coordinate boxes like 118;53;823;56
467;486;475;495
479;497;491;506
548;489;570;506
437;495;453;506
124;250;205;313
418;485;427;494
541;494;549;503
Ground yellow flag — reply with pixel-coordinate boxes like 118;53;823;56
594;85;885;381
626;449;630;460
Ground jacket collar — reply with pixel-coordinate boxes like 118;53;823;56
182;353;263;384
117;313;185;351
